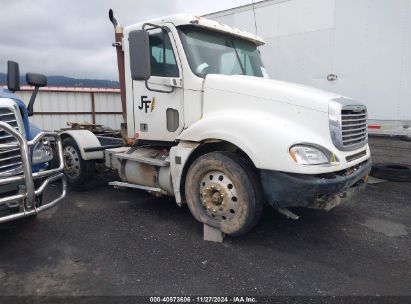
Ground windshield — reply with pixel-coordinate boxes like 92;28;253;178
178;26;265;78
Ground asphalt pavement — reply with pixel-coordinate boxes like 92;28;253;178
0;138;410;296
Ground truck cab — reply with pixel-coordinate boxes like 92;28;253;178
61;13;371;236
0;61;66;223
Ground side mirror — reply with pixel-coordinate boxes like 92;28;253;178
26;73;47;87
129;30;151;81
7;61;20;92
26;73;47;117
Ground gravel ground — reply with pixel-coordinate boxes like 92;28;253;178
0;137;410;296
369;135;411;164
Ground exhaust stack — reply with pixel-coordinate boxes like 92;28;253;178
109;9;127;126
109;9;121;31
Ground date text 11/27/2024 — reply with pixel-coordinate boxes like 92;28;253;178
149;297;257;303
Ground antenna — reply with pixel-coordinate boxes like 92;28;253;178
251;0;258;36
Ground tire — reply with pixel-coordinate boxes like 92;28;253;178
185;152;263;237
62;137;95;191
370;163;411;182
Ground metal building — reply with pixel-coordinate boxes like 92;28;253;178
206;0;411;136
14;86;123;131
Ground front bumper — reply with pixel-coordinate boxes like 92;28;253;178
0;122;66;224
260;159;372;209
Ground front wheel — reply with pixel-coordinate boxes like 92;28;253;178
62;137;95;191
185;152;263;237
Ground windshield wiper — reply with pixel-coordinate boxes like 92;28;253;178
230;40;246;75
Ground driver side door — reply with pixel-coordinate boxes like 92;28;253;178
132;28;184;142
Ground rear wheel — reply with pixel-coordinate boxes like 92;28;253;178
62;137;95;191
185;152;263;237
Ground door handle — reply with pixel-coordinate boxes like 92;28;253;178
147;77;182;88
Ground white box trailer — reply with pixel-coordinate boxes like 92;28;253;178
205;0;411;136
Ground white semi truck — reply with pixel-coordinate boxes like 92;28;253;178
61;11;371;236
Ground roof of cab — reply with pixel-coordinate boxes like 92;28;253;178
124;14;265;46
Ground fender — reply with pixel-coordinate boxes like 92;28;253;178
60;130;104;160
170;141;200;204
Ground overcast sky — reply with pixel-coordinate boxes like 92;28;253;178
1;0;260;80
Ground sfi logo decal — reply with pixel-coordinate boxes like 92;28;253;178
139;96;156;113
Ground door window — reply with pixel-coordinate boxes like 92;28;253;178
149;31;179;77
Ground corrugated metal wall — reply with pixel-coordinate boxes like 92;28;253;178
14;87;123;131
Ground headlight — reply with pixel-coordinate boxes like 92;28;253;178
32;138;54;165
289;145;337;165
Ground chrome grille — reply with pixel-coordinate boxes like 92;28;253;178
0;108;22;175
341;107;368;148
329;98;368;152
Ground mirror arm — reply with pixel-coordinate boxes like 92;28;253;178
145;80;174;94
142;22;170;32
27;86;40;117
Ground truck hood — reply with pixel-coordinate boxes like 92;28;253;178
180;74;370;174
203;75;343;113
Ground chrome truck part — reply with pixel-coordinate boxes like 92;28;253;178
329;98;368;152
0;121;66;224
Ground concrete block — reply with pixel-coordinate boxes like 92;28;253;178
203;224;224;243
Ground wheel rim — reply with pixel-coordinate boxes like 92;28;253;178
199;171;239;221
63;145;80;178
